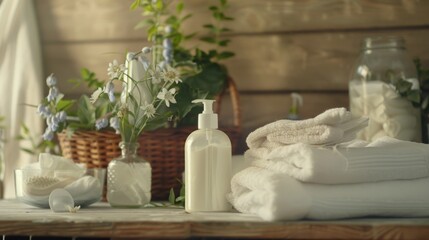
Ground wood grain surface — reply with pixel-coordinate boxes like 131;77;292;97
42;30;429;94
2;218;429;239
1;200;429;239
33;0;429;153
35;0;429;42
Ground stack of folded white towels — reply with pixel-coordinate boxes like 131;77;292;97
228;108;429;221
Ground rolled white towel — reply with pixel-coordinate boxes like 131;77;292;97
246;137;429;184
246;108;368;149
228;167;429;221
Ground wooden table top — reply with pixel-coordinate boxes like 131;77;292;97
1;199;429;239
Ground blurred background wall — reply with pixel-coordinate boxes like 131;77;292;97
34;0;429;151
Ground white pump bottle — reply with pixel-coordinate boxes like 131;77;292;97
185;99;232;212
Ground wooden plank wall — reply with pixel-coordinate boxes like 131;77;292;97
34;0;429;152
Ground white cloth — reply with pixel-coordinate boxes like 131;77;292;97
228;167;429;221
246;137;429;184
246;108;368;149
0;0;44;198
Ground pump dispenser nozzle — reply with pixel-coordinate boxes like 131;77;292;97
192;99;218;129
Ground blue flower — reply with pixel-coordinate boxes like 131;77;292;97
46;73;57;87
47;87;59;102
104;81;115;103
163;49;173;62
56;111;67;122
95;118;108;130
47;115;59;132
42;128;54;141
37;104;51;118
109;117;120;134
163;38;172;49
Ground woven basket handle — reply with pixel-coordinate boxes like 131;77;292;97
215;76;241;129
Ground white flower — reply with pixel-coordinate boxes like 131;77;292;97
140;102;155;118
46;73;57;87
162;65;181;84
107;59;126;79
109;117;120;134
67;205;80;213
142;47;151;54
150;69;163;84
164;25;172;34
104;81;115;103
90;87;104;103
138;56;150;71
157;88;177;107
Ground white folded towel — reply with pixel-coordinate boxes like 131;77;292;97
246;108;368;149
228;167;429;221
246;136;429;184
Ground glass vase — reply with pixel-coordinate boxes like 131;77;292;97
349;36;421;142
107;141;151;208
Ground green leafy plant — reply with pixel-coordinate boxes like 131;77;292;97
17;124;59;156
168;179;185;207
131;0;235;126
91;46;192;143
386;59;429;110
200;0;235;61
415;59;429;112
36;69;113;142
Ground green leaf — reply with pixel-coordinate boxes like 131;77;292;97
176;1;184;14
217;51;235;60
21;148;35;155
184;32;197;40
56;99;75;112
220;0;227;6
213;12;224;20
395;79;412;94
200;36;216;43
181;13;192;22
180;183;185;197
130;0;141;10
209;6;219;11
175;196;185;202
169;188;176;205
203;24;215;30
183;62;227;97
21;123;30;135
218;39;230;47
407;90;421;104
155;0;164;11
77;95;96;127
134;19;155;30
166;15;179;25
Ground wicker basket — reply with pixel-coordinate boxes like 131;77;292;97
58;77;241;200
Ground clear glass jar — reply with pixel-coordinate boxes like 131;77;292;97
107;142;151;208
349;36;421;142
